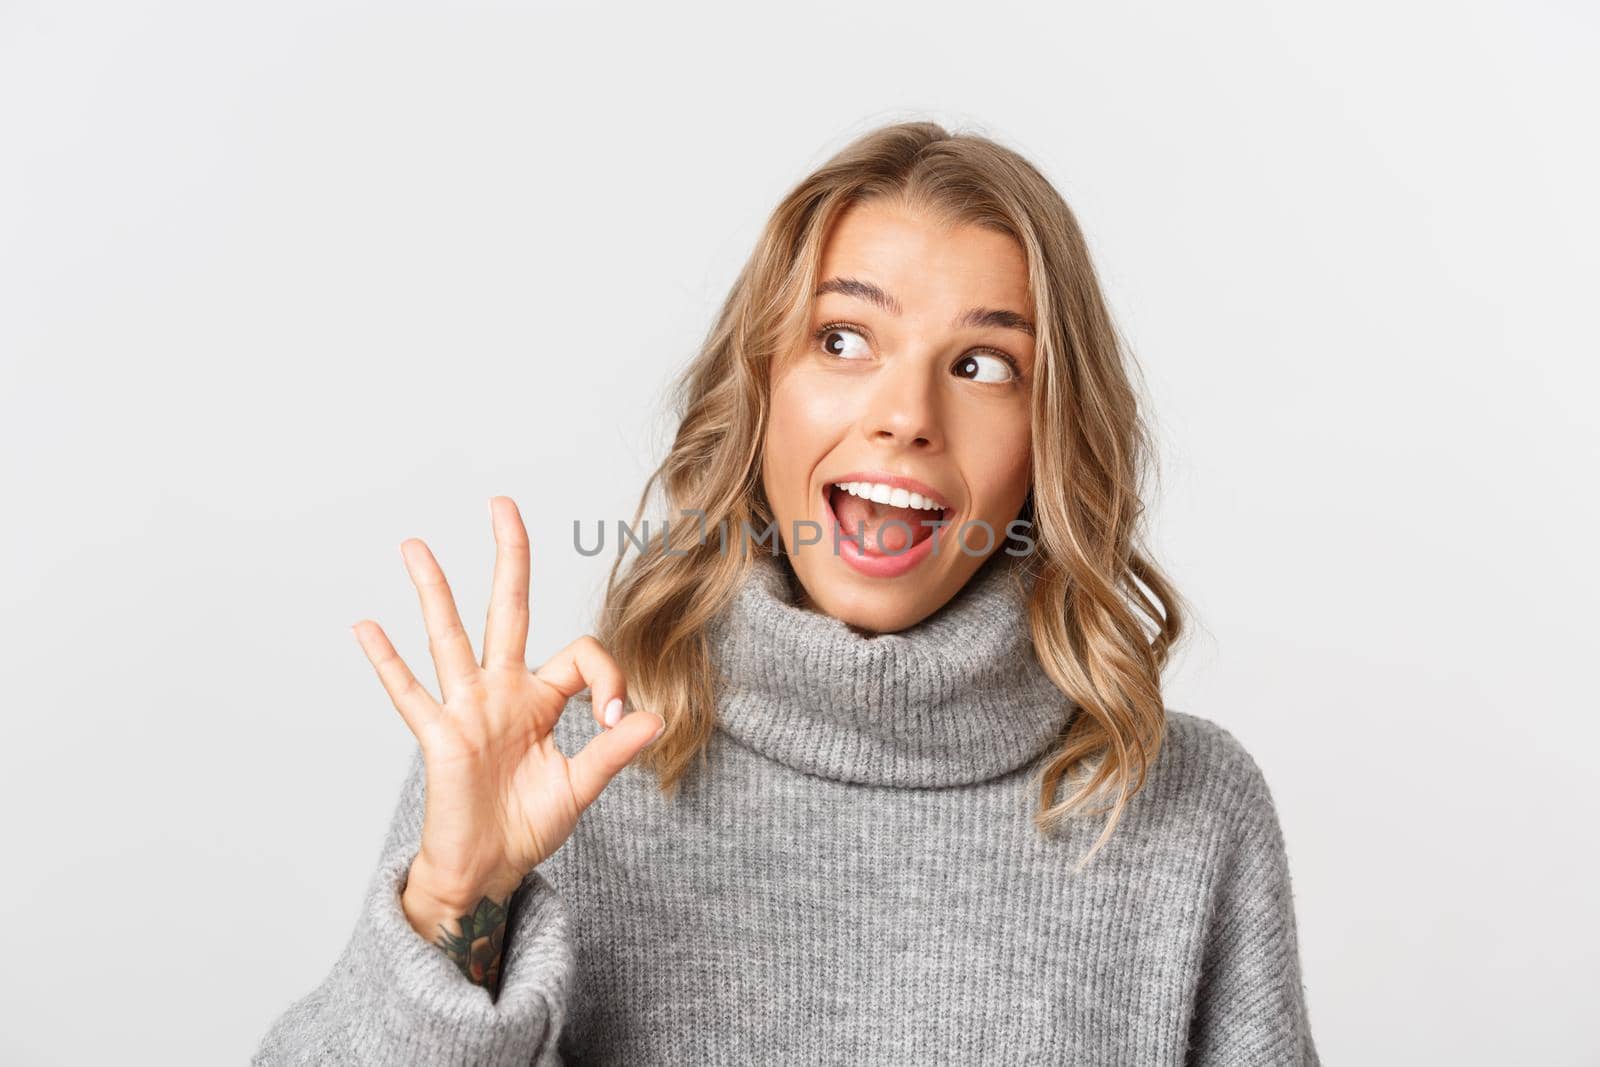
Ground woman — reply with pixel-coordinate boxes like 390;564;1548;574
256;121;1319;1065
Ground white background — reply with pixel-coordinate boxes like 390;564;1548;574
3;1;1595;1062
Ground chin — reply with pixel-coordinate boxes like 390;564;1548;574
788;553;948;635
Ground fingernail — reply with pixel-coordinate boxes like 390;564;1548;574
603;698;623;728
648;717;666;745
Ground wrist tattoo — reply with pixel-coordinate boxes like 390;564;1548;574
435;894;511;995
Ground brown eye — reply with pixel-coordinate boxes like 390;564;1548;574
954;352;1015;383
818;326;871;360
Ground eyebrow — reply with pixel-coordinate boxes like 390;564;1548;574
814;276;1036;338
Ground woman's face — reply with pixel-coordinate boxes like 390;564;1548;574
761;197;1035;634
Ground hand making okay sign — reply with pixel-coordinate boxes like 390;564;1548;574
350;496;665;918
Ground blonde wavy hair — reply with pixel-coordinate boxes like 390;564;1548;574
596;120;1187;867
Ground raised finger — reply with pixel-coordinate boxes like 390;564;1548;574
351;619;443;741
481;496;531;672
399;538;480;704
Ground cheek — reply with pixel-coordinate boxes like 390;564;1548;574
773;368;854;436
764;372;849;512
963;417;1032;516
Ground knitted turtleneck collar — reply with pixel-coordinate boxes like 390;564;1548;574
707;549;1077;788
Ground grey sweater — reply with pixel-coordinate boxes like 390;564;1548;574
255;549;1319;1065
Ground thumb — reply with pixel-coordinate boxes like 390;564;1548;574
567;711;666;811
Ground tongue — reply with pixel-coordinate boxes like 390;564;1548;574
832;489;935;554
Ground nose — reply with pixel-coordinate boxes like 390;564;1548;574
861;349;943;452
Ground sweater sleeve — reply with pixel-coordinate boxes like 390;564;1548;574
1186;752;1320;1066
253;748;576;1067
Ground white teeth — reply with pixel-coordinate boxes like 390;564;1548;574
833;481;945;511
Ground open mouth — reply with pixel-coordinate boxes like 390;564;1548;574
823;480;952;556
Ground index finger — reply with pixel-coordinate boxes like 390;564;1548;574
533;634;628;728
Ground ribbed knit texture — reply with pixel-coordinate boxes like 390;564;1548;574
256;549;1319;1065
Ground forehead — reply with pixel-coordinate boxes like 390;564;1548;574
816;199;1031;312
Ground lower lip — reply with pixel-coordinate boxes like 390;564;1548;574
819;489;947;579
